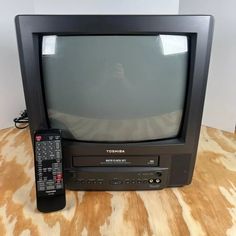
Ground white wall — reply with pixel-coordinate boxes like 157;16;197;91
179;0;236;132
0;0;34;129
0;0;179;129
33;0;179;14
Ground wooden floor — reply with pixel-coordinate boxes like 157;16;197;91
0;126;235;236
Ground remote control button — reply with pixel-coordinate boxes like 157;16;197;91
56;152;61;158
55;142;60;149
46;186;55;190
35;136;42;141
56;184;62;189
56;174;62;181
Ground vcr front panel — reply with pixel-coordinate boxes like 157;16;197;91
65;167;169;190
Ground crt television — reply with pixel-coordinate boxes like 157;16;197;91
15;15;214;190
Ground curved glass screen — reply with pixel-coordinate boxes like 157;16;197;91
41;35;189;141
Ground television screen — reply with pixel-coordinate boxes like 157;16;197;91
41;35;189;141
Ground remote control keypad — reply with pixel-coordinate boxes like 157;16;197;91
35;135;63;195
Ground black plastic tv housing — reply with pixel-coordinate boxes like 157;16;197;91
15;15;214;190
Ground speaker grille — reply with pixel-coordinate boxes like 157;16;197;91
169;154;193;186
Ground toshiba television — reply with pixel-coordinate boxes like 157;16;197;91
15;15;213;190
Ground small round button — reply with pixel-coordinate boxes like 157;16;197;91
148;179;154;183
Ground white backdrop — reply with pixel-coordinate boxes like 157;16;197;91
0;0;179;129
34;0;179;14
180;0;236;132
0;0;34;129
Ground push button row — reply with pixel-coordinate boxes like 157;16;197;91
73;177;161;185
77;179;104;185
124;179;148;184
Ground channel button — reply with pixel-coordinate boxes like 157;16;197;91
110;179;122;185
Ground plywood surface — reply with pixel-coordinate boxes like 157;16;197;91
0;127;236;236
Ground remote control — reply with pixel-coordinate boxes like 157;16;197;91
34;129;66;212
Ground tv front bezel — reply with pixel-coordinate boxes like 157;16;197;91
15;15;213;156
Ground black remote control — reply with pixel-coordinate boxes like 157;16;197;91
34;129;66;212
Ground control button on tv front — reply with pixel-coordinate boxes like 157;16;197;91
111;179;122;185
97;179;104;184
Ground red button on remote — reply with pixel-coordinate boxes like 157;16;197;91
36;135;42;141
57;174;62;178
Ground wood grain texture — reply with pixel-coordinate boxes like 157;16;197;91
0;126;235;236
